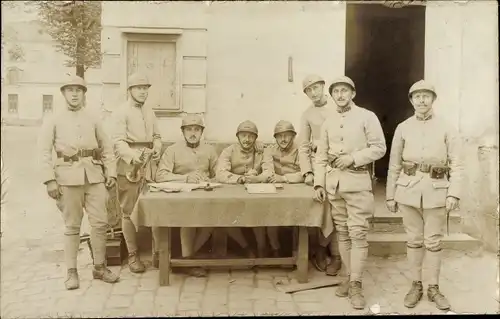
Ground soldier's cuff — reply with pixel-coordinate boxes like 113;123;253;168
43;177;56;185
228;173;242;184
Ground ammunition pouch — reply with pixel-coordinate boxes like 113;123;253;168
402;161;448;179
127;142;154;149
57;148;102;163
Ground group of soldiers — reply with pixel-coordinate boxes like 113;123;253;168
39;71;461;311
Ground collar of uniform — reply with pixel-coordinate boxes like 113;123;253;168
67;105;83;112
415;111;433;121
238;143;255;154
336;102;354;114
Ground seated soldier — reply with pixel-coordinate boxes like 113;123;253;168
261;120;305;257
156;114;217;277
216;120;270;257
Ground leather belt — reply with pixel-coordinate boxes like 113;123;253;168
57;149;101;162
127;142;154;149
327;158;368;172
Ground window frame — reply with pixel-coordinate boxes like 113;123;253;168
120;28;183;117
7;94;19;114
42;94;54;114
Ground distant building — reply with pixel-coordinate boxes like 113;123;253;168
1;19;102;125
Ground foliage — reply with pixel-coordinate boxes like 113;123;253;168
26;1;102;78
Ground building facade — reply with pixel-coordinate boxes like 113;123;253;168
101;1;498;245
1;16;102;125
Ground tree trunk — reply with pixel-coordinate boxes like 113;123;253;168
76;64;84;79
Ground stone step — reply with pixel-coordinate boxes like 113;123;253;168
367;232;481;257
369;211;462;234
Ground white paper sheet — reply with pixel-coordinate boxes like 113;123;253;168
244;183;277;194
148;182;222;193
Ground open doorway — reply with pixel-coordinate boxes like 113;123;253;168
345;3;425;188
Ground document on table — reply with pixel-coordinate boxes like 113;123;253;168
148;182;223;193
245;183;277;194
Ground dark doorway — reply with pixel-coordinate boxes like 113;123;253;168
345;4;426;182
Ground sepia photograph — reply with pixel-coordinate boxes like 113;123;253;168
1;0;498;317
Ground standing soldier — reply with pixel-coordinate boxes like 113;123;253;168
113;73;163;273
216;120;269;257
156;114;218;277
314;76;386;309
261;120;305;255
39;75;120;290
386;80;462;310
298;74;342;275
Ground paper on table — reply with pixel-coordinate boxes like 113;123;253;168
148;182;223;193
245;183;277;194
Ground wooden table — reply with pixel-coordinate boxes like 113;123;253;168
132;184;329;286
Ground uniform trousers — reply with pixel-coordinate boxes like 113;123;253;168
327;189;374;282
58;181;108;268
117;175;160;254
400;201;447;285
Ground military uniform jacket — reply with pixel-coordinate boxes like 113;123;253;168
112;101;162;177
314;103;386;193
156;142;218;182
386;112;463;209
38;106;117;186
298;97;336;176
262;142;304;183
216;144;265;184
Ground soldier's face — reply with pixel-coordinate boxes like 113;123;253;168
330;84;355;108
63;86;84;107
304;83;325;103
182;125;203;144
410;91;434;115
237;132;257;150
130;85;150;103
275;132;295;150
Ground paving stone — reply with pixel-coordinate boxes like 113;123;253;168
177;301;202;311
228;299;253;311
105;294;133;309
180;291;204;303
138;277;159;291
250;287;278;300
296;302;325;313
230;269;256;279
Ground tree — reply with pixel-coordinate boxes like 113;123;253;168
27;1;102;79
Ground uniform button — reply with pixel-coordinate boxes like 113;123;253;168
340;124;344;128
340;137;343;141
340;149;343;152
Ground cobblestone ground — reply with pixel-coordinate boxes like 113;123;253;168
1;126;499;318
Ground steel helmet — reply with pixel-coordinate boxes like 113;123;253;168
302;74;325;93
408;80;437;100
328;76;356;95
127;73;151;90
60;75;87;93
181;114;205;129
236;120;258;137
273;120;296;137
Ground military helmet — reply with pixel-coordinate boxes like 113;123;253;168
60;75;87;93
273;120;296;137
302;74;325;93
181;114;205;129
328;76;356;95
127;73;151;90
408;80;437;99
236;120;258;137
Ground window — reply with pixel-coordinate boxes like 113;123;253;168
6;68;20;85
8;94;18;113
42;95;54;113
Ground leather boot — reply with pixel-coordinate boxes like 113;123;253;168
128;252;146;273
326;255;342;276
335;277;350;297
65;268;79;290
312;247;328;272
427;285;450;310
404;281;423;308
348;281;366;310
152;251;160;269
92;264;120;283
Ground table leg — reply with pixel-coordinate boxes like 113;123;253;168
212;228;228;257
296;226;309;283
159;227;171;286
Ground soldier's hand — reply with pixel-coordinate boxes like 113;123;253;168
105;176;116;189
132;153;143;165
186;171;204;184
334;154;354;170
445;196;459;212
245;169;258;177
269;174;286;183
254;141;264;154
151;147;162;161
386;200;398;213
313;186;326;203
304;173;314;186
46;180;61;200
246;175;262;184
